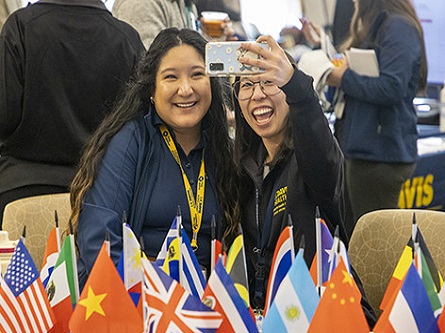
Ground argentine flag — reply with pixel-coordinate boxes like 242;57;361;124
262;249;319;333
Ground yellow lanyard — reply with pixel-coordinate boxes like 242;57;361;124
159;125;205;249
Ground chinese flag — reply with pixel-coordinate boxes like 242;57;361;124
308;258;369;333
69;243;143;333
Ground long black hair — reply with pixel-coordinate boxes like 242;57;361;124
71;28;240;242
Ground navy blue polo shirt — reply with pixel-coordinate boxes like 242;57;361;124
142;114;219;271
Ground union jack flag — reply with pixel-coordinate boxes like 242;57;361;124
142;255;222;333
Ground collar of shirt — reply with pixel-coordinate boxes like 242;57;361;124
37;0;107;11
151;109;210;151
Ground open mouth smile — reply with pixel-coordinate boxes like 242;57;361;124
253;107;274;124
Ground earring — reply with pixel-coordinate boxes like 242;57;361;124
150;97;154;104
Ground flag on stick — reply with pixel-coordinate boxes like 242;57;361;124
380;221;443;312
121;222;143;307
310;216;334;288
308;258;369;333
263;215;295;316
69;242;142;333
389;264;439;333
226;225;250;307
181;228;206;298
0;239;56;333
203;257;258;333
41;211;61;287
263;242;319;333
45;233;79;333
156;209;181;268
142;254;222;332
210;215;223;272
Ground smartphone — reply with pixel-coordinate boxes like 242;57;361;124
205;41;269;77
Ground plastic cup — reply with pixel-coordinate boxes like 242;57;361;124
201;11;229;38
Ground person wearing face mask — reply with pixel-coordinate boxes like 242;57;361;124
231;36;376;328
70;28;240;290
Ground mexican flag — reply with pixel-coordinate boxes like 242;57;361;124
46;234;79;333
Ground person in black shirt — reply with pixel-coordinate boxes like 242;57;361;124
0;0;145;226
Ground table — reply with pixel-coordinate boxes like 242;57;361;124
398;127;445;210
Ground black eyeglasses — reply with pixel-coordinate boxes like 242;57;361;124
232;80;282;101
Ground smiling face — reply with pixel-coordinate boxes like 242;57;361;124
153;44;212;138
237;78;289;148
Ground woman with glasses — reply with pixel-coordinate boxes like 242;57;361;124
232;36;376;327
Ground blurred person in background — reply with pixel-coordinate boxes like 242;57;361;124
0;0;145;227
113;0;238;49
301;0;354;50
278;25;312;61
0;0;22;29
326;0;427;235
113;0;199;48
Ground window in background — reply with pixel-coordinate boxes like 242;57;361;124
413;0;445;88
240;0;302;39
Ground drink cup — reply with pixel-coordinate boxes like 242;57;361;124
201;11;229;38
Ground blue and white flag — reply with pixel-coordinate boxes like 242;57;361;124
262;249;319;333
389;264;439;333
202;257;258;333
326;231;350;282
181;229;206;298
156;215;181;268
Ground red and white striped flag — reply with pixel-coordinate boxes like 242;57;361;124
0;239;55;332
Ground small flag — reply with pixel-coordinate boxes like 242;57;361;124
210;215;223;272
262;247;319;333
181;229;206;298
45;234;79;333
143;255;222;332
0;239;56;333
120;223;143;308
310;218;334;287
389;264;439;333
263;220;295;316
156;214;181;268
203;257;259;333
41;220;61;288
381;228;443;312
226;227;250;307
308;258;369;333
69;242;142;332
162;236;181;282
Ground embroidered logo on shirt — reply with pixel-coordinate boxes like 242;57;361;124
273;186;287;216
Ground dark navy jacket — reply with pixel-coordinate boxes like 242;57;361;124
77;109;219;290
239;69;347;308
340;14;421;163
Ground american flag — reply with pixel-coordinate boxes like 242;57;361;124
142;255;222;333
0;239;55;333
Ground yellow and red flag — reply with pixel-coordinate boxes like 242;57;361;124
308;258;369;333
69;242;142;333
